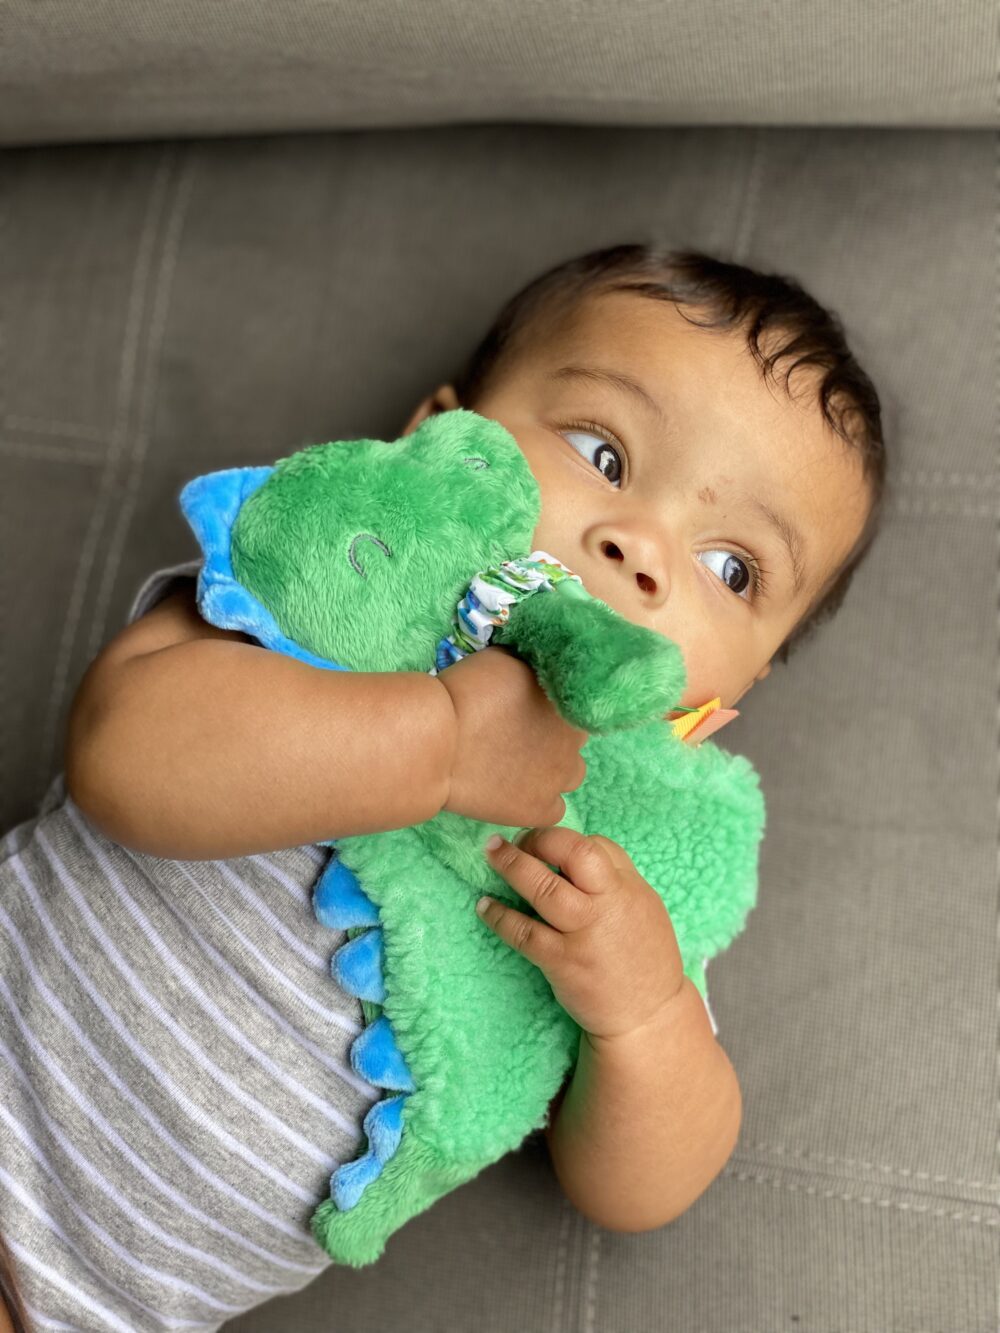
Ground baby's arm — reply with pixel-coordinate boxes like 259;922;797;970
544;981;741;1232
65;584;458;859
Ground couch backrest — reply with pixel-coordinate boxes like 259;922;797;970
4;0;998;147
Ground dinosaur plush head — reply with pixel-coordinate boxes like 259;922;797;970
184;407;688;738
228;409;542;673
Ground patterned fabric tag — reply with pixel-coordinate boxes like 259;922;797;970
429;550;582;675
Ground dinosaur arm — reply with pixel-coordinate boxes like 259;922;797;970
492;579;686;734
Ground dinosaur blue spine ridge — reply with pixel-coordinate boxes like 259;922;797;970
312;848;415;1211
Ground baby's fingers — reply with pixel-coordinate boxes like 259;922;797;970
500;825;620;896
475;893;565;970
483;831;593;930
586;832;636;876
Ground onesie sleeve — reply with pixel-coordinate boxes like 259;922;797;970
702;968;719;1037
124;557;203;627
685;956;719;1037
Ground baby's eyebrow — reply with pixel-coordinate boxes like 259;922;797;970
547;362;807;599
742;494;807;598
549;364;669;432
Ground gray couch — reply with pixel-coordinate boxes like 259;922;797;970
3;4;997;1329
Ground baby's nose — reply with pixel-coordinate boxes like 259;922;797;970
601;540;660;596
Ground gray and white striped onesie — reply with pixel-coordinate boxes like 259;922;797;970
0;560;382;1332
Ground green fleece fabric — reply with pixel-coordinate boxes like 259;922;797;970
178;408;766;1267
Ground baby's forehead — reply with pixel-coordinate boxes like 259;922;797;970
525;290;780;401
523;285;852;434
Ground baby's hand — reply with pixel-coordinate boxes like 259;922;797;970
435;646;589;829
479;825;686;1040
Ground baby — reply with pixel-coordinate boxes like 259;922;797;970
0;244;884;1332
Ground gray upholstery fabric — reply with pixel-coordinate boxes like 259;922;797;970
2;85;997;1333
3;0;999;147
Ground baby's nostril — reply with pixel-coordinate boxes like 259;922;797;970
602;541;655;593
348;533;393;578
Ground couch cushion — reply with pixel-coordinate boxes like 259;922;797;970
3;0;999;147
2;123;996;1329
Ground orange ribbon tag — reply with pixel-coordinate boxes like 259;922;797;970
667;697;740;746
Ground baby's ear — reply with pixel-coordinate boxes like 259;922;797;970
400;384;462;436
431;383;462;413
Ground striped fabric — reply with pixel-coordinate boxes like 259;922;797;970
0;560;382;1331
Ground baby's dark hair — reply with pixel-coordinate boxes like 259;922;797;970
450;244;888;668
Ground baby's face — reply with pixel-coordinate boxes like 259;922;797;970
404;289;871;712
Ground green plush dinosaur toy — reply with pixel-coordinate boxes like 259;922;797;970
177;407;766;1267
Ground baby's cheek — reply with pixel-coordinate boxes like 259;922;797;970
673;652;717;712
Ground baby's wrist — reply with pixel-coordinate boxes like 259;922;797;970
424;672;461;816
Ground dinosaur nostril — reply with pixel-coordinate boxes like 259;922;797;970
462;456;490;470
348;533;393;578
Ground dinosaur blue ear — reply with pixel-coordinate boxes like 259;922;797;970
179;466;274;581
178;464;352;672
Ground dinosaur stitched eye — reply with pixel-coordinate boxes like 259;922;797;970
348;532;393;578
462;456;490;470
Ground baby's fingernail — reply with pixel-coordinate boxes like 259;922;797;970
484;834;503;852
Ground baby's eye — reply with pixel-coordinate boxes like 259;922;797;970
562;430;623;487
699;549;755;601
